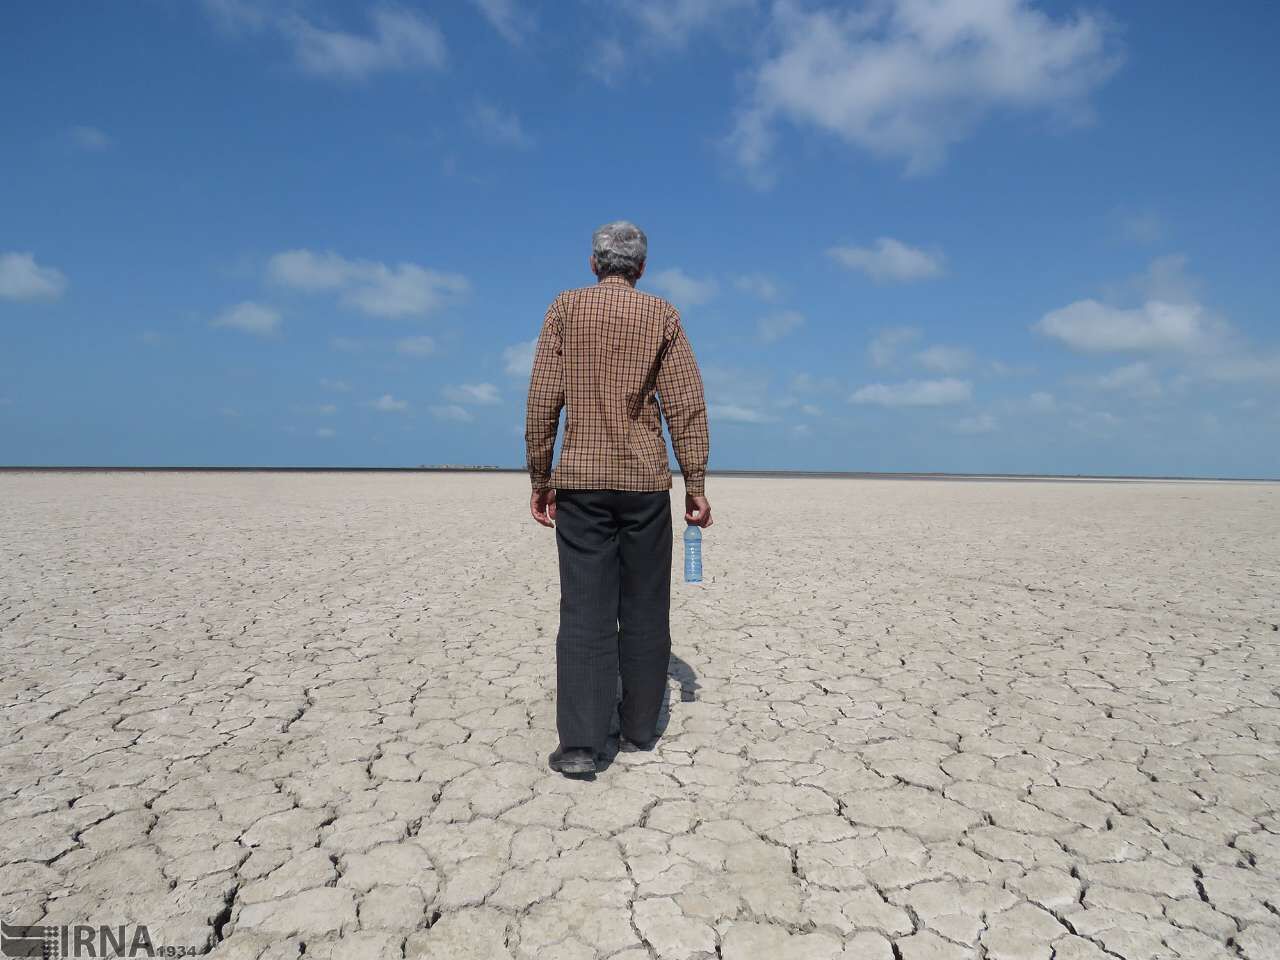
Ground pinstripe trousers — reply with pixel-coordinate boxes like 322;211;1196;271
554;489;672;752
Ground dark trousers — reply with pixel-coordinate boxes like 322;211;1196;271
554;489;672;752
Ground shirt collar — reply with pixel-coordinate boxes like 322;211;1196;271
597;275;636;287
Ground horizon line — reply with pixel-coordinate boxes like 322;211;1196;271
1;465;1276;484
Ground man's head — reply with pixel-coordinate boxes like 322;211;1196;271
590;220;647;282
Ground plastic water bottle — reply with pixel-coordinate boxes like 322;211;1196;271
683;524;702;583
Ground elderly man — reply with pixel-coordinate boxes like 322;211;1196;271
526;220;712;776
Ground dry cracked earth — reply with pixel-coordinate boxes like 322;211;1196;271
1;472;1278;960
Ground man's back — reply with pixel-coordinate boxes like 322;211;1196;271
527;220;712;776
526;274;709;496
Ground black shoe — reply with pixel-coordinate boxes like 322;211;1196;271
620;734;657;752
548;746;596;775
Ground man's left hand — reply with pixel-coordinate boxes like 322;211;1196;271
530;488;557;527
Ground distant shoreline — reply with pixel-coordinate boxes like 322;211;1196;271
1;466;1276;483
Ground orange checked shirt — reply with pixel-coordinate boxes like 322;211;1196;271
525;275;710;496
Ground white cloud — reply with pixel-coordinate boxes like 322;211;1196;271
868;326;921;367
709;403;778;424
730;0;1120;181
470;0;534;45
790;372;842;394
268;249;352;291
504;339;537;376
1027;391;1056;413
649;268;718;307
396;335;437;357
288;7;447;78
1087;361;1163;398
627;0;755;47
1039;255;1232;354
725;109;776;189
269;249;467;318
1041;256;1280;391
430;403;474;422
829;238;944;282
587;0;751;81
702;365;772;409
756;310;804;344
586;37;627;83
850;378;972;407
202;0;267;32
0;252;68;301
444;382;501;405
315;427;336;438
321;378;351;392
1203;355;1280;385
338;266;464;318
469;100;533;148
735;273;779;302
211;301;281;336
68;126;111;151
372;393;408;412
205;2;446;79
954;413;997;434
801;404;822;416
915;344;973;373
1037;299;1217;352
343;267;463;320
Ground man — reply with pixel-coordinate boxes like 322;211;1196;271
525;220;712;776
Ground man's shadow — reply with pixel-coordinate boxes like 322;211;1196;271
595;651;699;772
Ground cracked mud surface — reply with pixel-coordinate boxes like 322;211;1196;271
1;471;1277;960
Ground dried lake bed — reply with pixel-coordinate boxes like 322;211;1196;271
1;471;1277;959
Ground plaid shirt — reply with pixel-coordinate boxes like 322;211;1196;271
525;274;709;496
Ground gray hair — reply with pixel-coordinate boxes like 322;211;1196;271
591;220;647;280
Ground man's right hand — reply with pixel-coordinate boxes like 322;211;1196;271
684;494;713;528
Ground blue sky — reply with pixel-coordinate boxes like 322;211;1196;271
3;1;1278;477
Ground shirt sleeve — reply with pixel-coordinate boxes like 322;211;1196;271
655;308;710;496
525;297;565;491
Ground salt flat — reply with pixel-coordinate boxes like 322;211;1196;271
1;471;1278;960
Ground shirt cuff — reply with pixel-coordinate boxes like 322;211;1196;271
530;473;552;492
681;471;705;496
